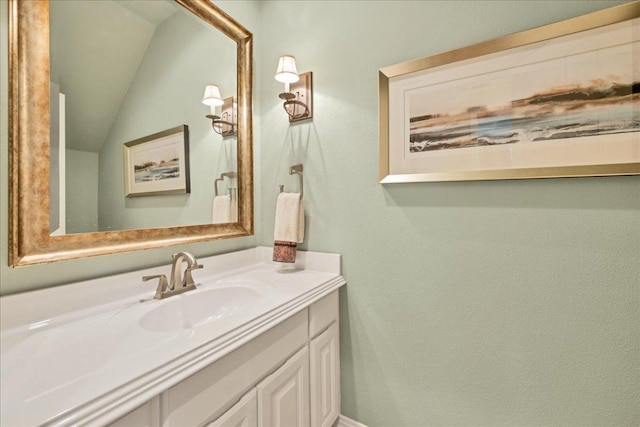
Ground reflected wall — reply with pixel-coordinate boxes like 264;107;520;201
49;0;237;233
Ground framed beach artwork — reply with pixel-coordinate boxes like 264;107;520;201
124;125;190;197
379;2;640;183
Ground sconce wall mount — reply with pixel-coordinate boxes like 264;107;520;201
202;84;237;137
279;71;313;123
207;97;237;137
275;55;313;123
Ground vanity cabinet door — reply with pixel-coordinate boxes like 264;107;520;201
310;322;340;427
208;389;257;427
257;346;310;427
166;311;308;426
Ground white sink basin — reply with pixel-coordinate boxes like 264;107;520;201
140;286;261;332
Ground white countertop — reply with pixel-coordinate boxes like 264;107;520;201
0;247;345;427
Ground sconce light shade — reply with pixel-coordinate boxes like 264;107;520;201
275;55;299;84
202;84;224;107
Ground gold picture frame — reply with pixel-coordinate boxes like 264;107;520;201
379;2;640;183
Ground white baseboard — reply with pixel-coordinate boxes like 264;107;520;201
335;414;368;427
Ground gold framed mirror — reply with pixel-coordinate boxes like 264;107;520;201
8;0;253;267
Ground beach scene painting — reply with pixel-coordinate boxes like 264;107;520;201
124;125;190;197
132;145;181;183
408;42;639;153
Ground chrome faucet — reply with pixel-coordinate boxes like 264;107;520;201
142;252;203;299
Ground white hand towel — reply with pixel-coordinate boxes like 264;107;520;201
274;192;304;243
212;195;232;224
230;198;238;223
230;189;238;223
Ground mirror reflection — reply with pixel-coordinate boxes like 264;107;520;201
49;0;237;235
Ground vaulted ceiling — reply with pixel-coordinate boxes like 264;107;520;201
50;0;177;152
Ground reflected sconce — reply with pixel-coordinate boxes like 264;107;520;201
275;55;313;123
203;84;237;137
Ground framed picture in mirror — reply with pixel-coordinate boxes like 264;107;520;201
123;125;190;197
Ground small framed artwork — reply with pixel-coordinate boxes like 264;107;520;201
379;2;640;183
123;125;190;197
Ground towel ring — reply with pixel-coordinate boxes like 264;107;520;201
214;171;236;197
279;164;303;198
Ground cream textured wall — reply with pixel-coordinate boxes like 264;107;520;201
0;1;262;295
257;1;639;425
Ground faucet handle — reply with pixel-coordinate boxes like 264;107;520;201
183;264;203;287
143;274;169;299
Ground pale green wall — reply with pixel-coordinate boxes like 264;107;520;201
98;9;238;231
0;1;262;295
257;1;639;425
66;149;99;233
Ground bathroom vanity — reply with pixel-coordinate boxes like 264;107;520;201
0;248;345;427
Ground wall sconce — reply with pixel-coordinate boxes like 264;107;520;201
202;84;237;137
275;55;313;123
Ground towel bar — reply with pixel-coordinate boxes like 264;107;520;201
279;164;303;198
214;171;236;197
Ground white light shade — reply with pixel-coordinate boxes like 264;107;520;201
202;84;223;107
275;55;299;84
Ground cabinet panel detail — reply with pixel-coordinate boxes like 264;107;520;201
257;346;310;427
310;322;340;427
208;389;257;427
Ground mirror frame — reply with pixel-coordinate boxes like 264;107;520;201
8;0;254;267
